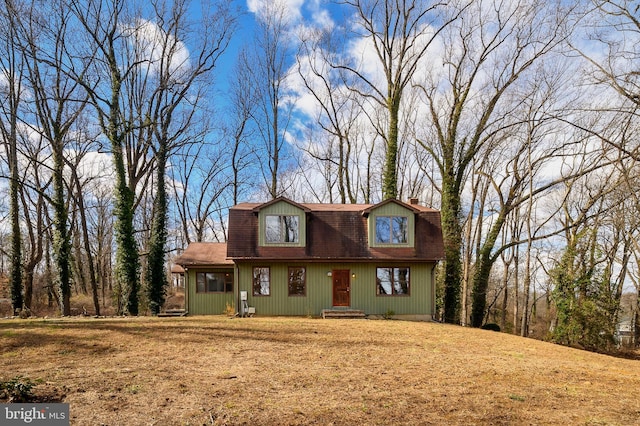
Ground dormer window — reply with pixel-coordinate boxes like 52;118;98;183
375;216;408;244
265;215;299;243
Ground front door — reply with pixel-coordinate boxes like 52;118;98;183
332;270;350;307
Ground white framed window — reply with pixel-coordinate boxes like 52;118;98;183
265;215;299;243
375;216;408;244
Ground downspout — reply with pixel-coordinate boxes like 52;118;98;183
431;262;438;321
183;267;189;316
235;263;240;316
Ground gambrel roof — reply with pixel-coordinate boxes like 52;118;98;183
227;198;444;262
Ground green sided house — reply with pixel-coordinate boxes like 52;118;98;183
174;197;444;320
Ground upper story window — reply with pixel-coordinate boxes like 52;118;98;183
375;216;408;244
265;215;299;243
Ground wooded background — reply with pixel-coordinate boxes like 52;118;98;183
1;0;639;352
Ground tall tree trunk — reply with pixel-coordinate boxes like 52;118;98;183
382;97;400;199
500;265;508;331
520;261;531;337
441;175;463;323
52;134;72;315
470;221;504;327
2;0;23;315
8;124;22;315
72;167;101;316
146;143;168;315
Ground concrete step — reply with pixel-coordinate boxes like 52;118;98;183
321;309;366;319
158;309;186;317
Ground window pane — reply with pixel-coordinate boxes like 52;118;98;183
392;217;407;243
375;217;391;243
376;268;392;295
393;268;410;294
225;273;233;293
253;267;270;296
265;216;281;243
206;273;224;292
288;267;306;296
283;216;299;242
196;273;206;293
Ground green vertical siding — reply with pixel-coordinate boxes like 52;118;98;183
236;262;435;317
236;263;330;316
185;268;235;315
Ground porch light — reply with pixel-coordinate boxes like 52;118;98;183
327;271;332;277
352;273;356;279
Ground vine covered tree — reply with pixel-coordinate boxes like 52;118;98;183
0;0;25;315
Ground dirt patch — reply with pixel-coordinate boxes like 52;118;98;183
0;316;638;425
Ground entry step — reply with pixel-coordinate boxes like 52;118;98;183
321;309;366;319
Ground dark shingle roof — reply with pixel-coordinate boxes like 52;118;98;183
227;200;444;262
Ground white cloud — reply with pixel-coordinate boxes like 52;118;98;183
247;0;304;24
311;8;334;30
122;18;191;81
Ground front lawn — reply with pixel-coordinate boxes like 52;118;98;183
1;316;638;425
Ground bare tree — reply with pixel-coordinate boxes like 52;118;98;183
243;0;297;199
171;136;233;244
67;0;143;314
297;28;363;203
66;130;106;315
128;0;236;314
330;0;463;200
0;0;25;315
415;0;576;324
16;0;91;315
17;129;49;312
226;50;257;206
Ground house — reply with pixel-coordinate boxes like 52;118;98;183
174;197;444;320
170;264;185;288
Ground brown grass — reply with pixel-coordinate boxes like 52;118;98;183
0;316;638;425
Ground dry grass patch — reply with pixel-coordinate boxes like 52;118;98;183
0;316;638;425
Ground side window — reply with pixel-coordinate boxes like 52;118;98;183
288;267;306;296
253;267;271;296
196;272;233;293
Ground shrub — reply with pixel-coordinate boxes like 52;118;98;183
481;323;501;332
222;302;235;316
0;376;38;402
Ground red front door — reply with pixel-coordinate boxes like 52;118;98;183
332;270;350;307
